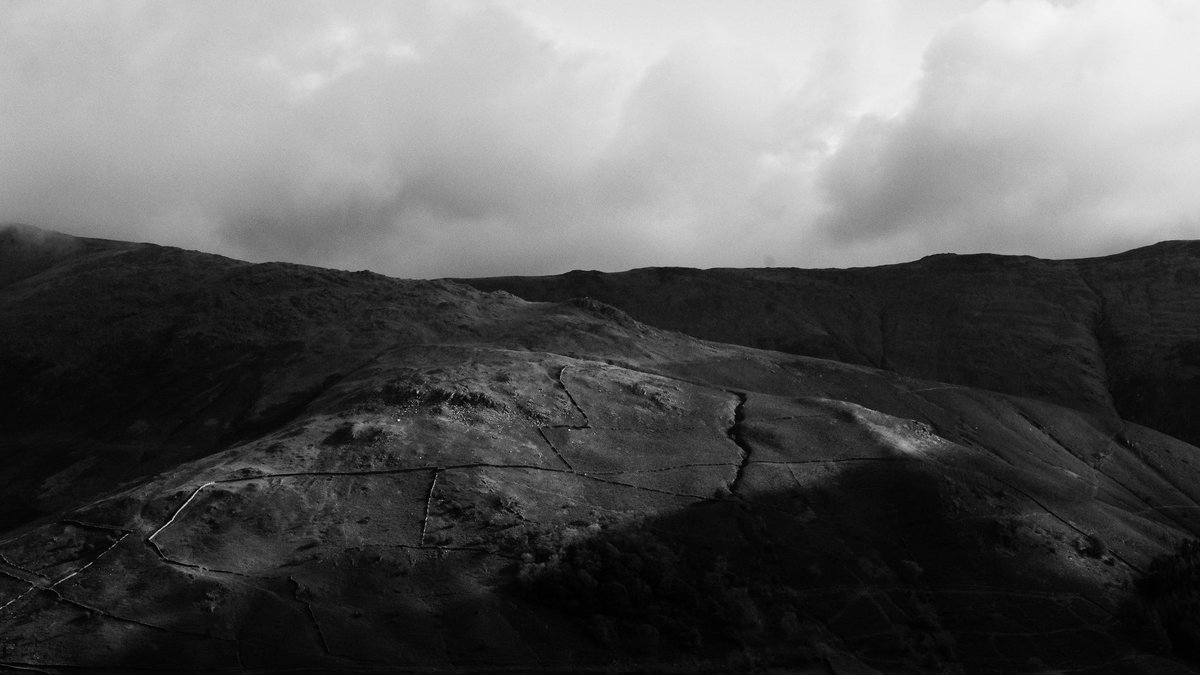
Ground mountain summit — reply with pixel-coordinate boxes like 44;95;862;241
3;225;1200;672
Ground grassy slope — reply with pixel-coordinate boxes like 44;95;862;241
2;228;1200;672
461;241;1200;449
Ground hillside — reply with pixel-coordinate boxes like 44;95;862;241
2;224;1200;673
462;242;1200;449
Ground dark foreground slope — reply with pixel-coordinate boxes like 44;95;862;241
462;242;1200;448
3;225;1200;673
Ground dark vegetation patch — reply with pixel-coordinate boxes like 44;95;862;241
1124;539;1200;661
513;522;823;660
505;468;966;671
506;456;1156;672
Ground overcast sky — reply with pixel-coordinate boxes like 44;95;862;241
3;0;1199;277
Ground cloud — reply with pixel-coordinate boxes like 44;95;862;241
2;0;1197;277
0;0;884;276
818;0;1200;262
0;1;617;274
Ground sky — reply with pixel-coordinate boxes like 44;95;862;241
3;0;1199;278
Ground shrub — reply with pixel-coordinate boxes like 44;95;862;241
514;526;804;654
1125;539;1200;660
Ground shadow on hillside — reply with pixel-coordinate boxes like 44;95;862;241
508;459;1182;673
11;460;1195;673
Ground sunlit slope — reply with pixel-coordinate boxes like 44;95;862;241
3;226;1200;672
463;241;1200;448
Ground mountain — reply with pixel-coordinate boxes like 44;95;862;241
2;224;1200;673
462;242;1200;450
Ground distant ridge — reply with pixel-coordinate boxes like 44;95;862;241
0;223;144;287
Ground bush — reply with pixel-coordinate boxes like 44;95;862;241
1125;539;1200;660
514;526;807;654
